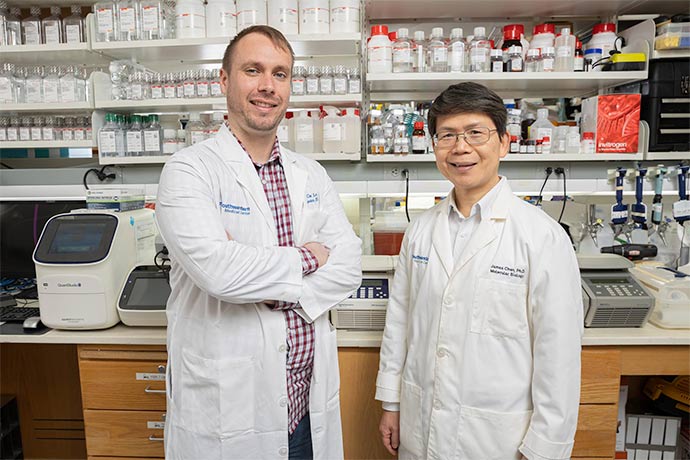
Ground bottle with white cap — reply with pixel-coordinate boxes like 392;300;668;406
392;28;414;73
428;27;448;72
413;30;427;73
469;26;491;72
448;28;467;72
555;27;575;72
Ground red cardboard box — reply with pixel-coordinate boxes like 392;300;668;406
582;94;642;153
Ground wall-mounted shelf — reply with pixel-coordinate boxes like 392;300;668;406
95;97;227;113
644;151;690;161
290;94;362;107
301;152;361;161
99;152;361;165
0;42;110;65
367;71;649;99
651;49;690;60
0;101;94;113
0;140;95;149
367;154;435;162
503;153;646;161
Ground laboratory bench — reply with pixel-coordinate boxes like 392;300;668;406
1;324;688;460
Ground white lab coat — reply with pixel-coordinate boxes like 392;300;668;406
156;124;362;460
376;179;583;460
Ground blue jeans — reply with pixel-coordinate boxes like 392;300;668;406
289;414;313;460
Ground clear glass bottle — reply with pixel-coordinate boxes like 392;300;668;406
76;67;89;102
392;28;414;73
565;126;580;153
143;114;162;155
490;49;504;72
7;116;19;141
163;128;177;154
117;0;140;41
393;122;410;154
42;116;57;141
83;116;92;140
25;66;44;103
186;112;206;145
333;65;348;95
140;0;164;40
469;26;491;73
99;113;120;157
428;27;448;72
43;65;61;103
175;71;185;98
58;65;78;102
183;70;197;98
541;46;555;72
31;116;43;141
150;73;163;99
176;128;186;149
126;114;144;156
42;6;64;44
0;1;7;47
93;1;117;42
73;116;86;140
22;7;43;44
525;49;541;73
62;116;75;140
291;65;306;95
319;65;333;95
142;73;153;99
5;7;21;46
130;71;144;100
207;111;224;137
448;28;467;72
64;6;85;43
306;66;320;95
0;63;15;103
196;69;210;98
347;67;361;94
164;72;176;98
413;30;427;73
506;45;523;72
0;117;7;142
12;65;26;103
19;116;32;141
210;68;222;97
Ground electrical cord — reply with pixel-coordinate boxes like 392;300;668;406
537;167;553;207
154;246;171;284
83;165;116;190
555;167;567;223
402;168;410;223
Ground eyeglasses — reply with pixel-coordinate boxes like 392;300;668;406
432;127;498;149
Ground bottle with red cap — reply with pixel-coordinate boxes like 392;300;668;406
412;121;426;154
531;23;555;52
368;25;392;73
574;38;584;72
502;24;527;62
588;22;617;57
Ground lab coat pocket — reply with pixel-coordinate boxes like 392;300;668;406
178;349;222;435
471;278;529;338
399;381;424;457
457;406;532;460
297;209;328;245
219;355;258;435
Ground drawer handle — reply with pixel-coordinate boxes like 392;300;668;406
144;385;166;394
149;435;165;442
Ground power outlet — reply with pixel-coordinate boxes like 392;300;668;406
384;166;418;180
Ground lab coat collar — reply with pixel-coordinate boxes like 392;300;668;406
446;176;510;221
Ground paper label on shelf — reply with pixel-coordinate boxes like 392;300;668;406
164;85;176;99
306;78;319;94
65;25;81;43
60;79;76;102
196;81;209;97
63;129;74;140
7;128;18;141
44;24;60;44
144;131;161;152
0;79;12;102
142;6;160;32
30;127;41;140
147;421;165;429
42;127;54;140
183;82;196;97
210;82;222;97
127;131;143;152
673;200;690;219
277;125;289;142
74;129;85;140
324;122;342;141
131;83;143;100
19;127;30;141
119;7;137;32
26;80;42;103
99;132;117;153
296;123;313;142
96;8;114;34
43;80;60;103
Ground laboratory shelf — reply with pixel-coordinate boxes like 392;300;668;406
95;97;227;113
366;71;649;99
91;33;362;62
290;94;362;107
502;153;646;161
651;49;690;60
644;151;690;161
0;101;94;113
301;152;361;161
0;42;110;66
0;140;95;149
100;155;171;165
366;154;435;162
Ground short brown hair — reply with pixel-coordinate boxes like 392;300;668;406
428;82;508;139
222;25;295;73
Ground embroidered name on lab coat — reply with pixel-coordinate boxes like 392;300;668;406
219;201;251;215
490;264;526;279
412;255;429;265
306;193;319;205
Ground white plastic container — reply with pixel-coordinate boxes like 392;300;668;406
341;108;360;154
588;22;617;57
322;107;344;152
277;114;291;149
237;0;267;31
176;0;206;38
299;0;329;35
368;25;392;73
330;0;359;34
293;110;315;153
529;108;553;146
268;0;298;35
206;0;237;37
555;27;575;72
310;109;323;152
530;23;555;51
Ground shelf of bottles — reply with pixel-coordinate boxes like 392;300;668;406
0;139;95;149
0;101;94;113
99;151;361;165
645;151;690;161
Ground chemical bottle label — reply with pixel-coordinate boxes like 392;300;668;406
142;6;160;32
96;9;114;34
66;25;81;43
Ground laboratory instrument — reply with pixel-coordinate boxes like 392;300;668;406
118;265;170;326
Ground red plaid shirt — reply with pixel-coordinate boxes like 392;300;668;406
232;130;318;434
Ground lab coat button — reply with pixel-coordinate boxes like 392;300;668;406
437;348;447;358
443;296;453;306
278;344;287;352
433;399;442;410
279;397;288;407
279;447;288;456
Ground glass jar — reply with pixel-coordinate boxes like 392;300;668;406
525;48;541;73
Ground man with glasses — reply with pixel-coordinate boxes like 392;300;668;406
376;82;583;460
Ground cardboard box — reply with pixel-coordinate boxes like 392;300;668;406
581;94;642;153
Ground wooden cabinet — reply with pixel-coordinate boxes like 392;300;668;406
78;345;167;459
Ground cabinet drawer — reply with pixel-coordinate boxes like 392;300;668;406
84;409;165;458
572;404;618;458
580;349;620;404
79;346;167;411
